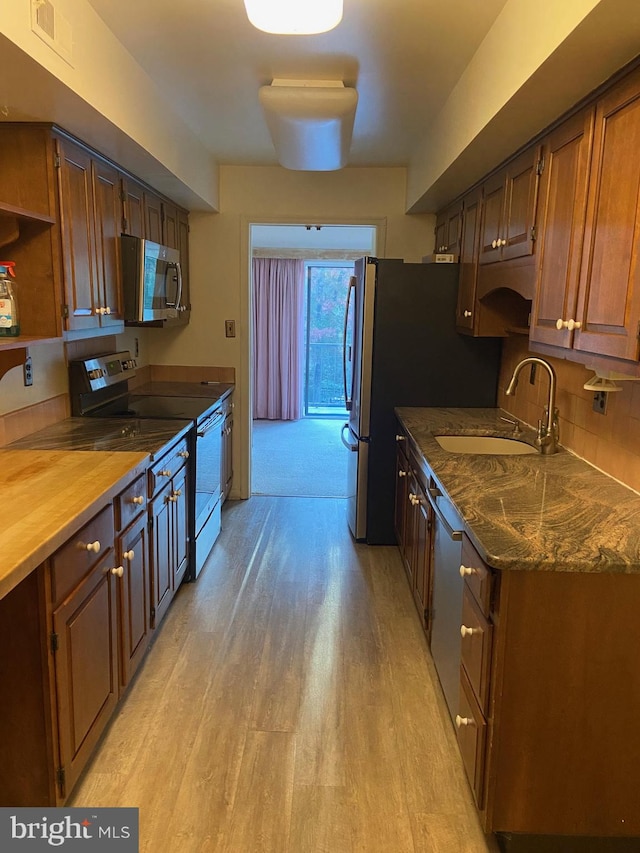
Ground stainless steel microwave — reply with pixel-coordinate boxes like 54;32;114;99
121;235;184;323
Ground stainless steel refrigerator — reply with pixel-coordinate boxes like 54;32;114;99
341;256;502;544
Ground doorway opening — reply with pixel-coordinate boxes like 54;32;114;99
249;223;377;498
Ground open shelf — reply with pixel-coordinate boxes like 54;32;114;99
0;337;62;382
0;202;55;225
0;335;61;351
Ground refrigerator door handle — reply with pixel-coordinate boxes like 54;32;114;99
342;275;356;412
341;423;359;451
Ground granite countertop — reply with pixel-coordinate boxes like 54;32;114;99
7;417;192;456
0;449;149;600
396;407;640;573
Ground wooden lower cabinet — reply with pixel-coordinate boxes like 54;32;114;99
0;453;190;806
393;444;640;843
457;536;640;839
117;511;150;689
394;429;433;632
149;439;190;629
53;548;120;799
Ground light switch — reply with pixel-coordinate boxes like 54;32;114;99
225;320;236;338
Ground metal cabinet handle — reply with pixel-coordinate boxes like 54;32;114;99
131;495;144;505
178;450;190;458
461;624;481;638
455;715;475;728
111;566;124;577
159;469;172;477
459;565;478;577
123;550;135;561
82;540;100;553
426;487;462;541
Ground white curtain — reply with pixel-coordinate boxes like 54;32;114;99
252;257;305;420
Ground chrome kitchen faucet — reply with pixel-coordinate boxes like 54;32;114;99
505;356;559;454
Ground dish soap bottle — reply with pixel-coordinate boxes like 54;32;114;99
0;261;19;337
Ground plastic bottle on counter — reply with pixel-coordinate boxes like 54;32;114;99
0;261;19;336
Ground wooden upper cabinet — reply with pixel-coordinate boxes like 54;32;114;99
177;209;191;316
92;158;123;326
56;137;124;331
434;200;463;255
529;108;594;349
572;69;640;362
56;138;97;331
162;202;179;249
457;187;482;331
121;177;145;239
143;191;163;244
479;146;541;265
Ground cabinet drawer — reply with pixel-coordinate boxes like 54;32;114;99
460;536;494;616
115;473;146;531
50;504;115;605
456;667;487;808
148;436;190;498
460;584;493;712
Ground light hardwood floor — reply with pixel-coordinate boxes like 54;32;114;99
70;496;498;853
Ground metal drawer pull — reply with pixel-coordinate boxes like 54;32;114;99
178;450;190;458
123;550;135;561
131;495;144;505
159;469;172;477
395;434;406;441
459;565;479;577
426;487;463;541
111;566;124;577
173;489;183;498
455;715;475;728
82;540;100;553
398;470;407;478
461;624;481;638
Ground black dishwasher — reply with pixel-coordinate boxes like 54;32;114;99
426;478;464;723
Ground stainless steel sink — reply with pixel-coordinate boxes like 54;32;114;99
434;434;538;455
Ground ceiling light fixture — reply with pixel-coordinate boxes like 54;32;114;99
259;79;358;171
244;0;343;35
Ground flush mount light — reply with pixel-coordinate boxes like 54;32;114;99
244;0;343;35
259;79;358;171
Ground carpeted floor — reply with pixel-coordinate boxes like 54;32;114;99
252;417;348;497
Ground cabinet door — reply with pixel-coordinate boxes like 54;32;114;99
118;513;150;688
92;158;123;326
434;210;447;253
162;202;179;249
122;177;145;239
456;187;482;331
144;191;163;244
150;482;173;629
53;552;119;796
574;70;640;362
501;145;541;262
478;169;505;265
530;109;594;348
56;138;98;331
444;200;463;256
177;209;191;319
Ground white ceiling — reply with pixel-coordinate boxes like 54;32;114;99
86;0;510;169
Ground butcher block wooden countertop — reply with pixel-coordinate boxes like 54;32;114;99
0;449;148;601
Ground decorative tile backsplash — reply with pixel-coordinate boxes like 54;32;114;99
499;336;640;493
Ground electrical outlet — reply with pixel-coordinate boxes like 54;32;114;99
592;390;608;414
225;319;236;338
23;355;33;387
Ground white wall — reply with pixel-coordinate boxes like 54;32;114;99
147;165;434;497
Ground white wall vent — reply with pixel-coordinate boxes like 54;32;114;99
30;0;73;67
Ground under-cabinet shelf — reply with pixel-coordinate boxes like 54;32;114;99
0;202;55;225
